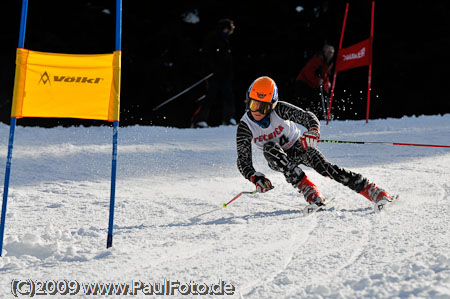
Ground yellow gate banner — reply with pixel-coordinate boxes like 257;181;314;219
12;48;121;121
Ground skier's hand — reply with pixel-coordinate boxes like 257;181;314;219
251;172;274;193
301;128;320;149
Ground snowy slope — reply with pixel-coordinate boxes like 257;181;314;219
0;115;449;298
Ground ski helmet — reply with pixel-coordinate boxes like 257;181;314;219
246;76;278;114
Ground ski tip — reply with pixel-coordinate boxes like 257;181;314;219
222;203;227;208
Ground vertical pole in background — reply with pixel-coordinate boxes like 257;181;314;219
107;0;122;249
327;2;349;125
0;0;29;256
366;1;375;123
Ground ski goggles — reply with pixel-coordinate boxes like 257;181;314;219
248;99;272;114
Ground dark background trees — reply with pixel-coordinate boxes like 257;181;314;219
1;0;449;128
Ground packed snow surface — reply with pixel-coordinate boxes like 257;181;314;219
0;115;449;298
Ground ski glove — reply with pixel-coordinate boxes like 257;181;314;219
251;172;274;193
301;128;320;149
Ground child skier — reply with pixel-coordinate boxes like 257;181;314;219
236;76;392;211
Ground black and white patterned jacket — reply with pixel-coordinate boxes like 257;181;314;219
236;101;320;181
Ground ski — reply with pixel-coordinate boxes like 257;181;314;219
302;198;335;216
374;194;400;212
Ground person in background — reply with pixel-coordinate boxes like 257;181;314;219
295;44;335;118
236;76;393;211
191;18;237;128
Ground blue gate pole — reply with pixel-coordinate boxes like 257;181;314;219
0;0;29;256
107;0;122;248
0;119;17;257
107;121;119;248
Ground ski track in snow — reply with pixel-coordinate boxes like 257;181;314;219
0;115;449;298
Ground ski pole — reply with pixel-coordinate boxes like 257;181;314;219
223;190;257;208
152;73;214;111
319;139;450;148
319;85;327;121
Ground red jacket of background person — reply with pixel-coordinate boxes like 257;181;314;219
296;54;333;91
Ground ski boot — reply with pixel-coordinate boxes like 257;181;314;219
298;175;325;206
360;182;392;212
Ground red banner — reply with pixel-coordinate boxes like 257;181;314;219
335;38;372;72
